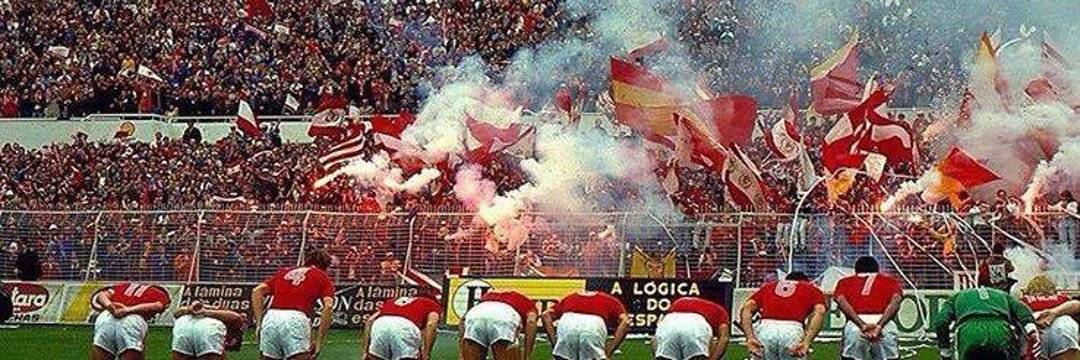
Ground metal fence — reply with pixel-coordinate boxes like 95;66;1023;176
0;210;1074;290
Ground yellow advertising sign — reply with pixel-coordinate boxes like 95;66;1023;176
444;277;586;325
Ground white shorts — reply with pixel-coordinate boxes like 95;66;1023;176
1041;315;1080;358
368;315;423;360
655;312;713;360
753;319;805;360
260;309;312;359
841;315;899;360
463;301;522;348
552;312;609;360
93;311;149;356
173;315;227;357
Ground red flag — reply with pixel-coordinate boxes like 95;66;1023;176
245;0;274;19
724;145;770;211
319;133;365;169
1025;78;1058;102
764;94;802;161
370;110;415;138
810;30;862;116
922;148;1000;207
308;108;348;139
674;115;727;172
822;89;914;172
235;100;262;138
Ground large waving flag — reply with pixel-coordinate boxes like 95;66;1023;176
921;148;1000;208
674;114;728;172
465;116;534;153
610;57;757;149
235;100;262;138
319;133;365;169
822;89;914;173
763;94;803;161
810;30;862;116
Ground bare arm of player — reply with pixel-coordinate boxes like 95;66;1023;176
1038;300;1080;327
604;313;631;357
95;289;118;316
313;295;334;356
420;312;440;360
360;312;378;357
115;301;166;318
541;309;558;346
200;309;245;325
707;323;730;360
522;311;539;359
790;303;827;357
251;283;269;342
738;299;763;357
833;295;868;328
868;292;904;340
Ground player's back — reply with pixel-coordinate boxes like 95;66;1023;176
950;288;1016;323
265;266;335;315
751;280;825;322
834;273;902;314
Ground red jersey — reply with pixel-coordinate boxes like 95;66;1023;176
551;292;626;329
669;297;730;330
111;282;171;308
1022;294;1070;312
833;273;903;314
264;266;335;315
480;290;537;320
378;297;443;329
750;280;825;322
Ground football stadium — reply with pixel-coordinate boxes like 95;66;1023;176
1;0;1079;359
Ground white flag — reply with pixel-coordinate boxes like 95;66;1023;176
284;94;300;111
137;65;164;82
863;152;887;182
47;46;70;57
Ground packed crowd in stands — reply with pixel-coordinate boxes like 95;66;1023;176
0;1;1075;287
0;0;993;119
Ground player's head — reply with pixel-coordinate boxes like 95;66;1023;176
854;256;880;274
785;271;810;282
1023;274;1058;297
304;248;332;270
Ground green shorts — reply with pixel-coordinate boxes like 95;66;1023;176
955;318;1019;360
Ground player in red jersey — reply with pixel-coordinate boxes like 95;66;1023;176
1024;275;1078;360
252;249;335;360
459;290;539;360
653;296;730;360
361;295;442;360
833;256;904;360
91;282;172;360
541;291;631;360
171;301;248;360
739;272;827;360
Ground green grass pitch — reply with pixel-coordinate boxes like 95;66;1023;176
3;325;944;359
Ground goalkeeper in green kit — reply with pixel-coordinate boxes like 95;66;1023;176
931;287;1041;359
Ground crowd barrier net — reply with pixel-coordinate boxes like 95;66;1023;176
1;210;1075;290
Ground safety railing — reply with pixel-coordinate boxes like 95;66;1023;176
0;210;1073;290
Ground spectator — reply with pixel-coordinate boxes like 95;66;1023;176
182;121;202;144
1052;191;1079;250
14;241;41;281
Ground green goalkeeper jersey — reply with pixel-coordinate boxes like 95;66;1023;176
931;287;1036;358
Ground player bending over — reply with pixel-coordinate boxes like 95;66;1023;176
653;296;730;360
459;290;539;360
739;272;827;360
931;286;1040;360
91;282;172;360
171;301;247;360
833;256;904;360
1025;275;1079;360
361;295;442;360
542;290;631;360
252;249;335;360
